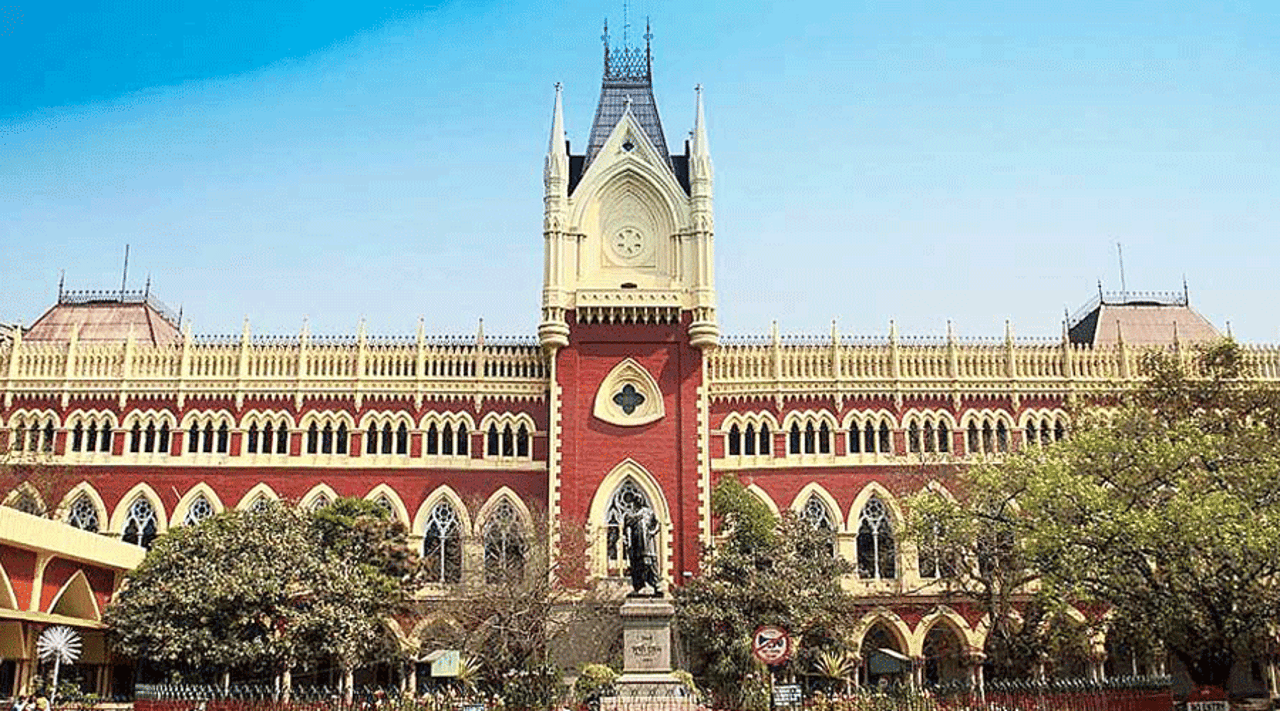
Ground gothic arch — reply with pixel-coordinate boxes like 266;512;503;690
300;483;340;512
744;483;780;518
358;409;415;430
236;483;281;510
173;483;225;524
791;483;842;532
0;562;19;610
3;482;47;516
364;484;410;526
476;487;534;531
593;359;665;427
913;606;978;658
586;459;673;582
413;486;473;539
846;483;905;532
852;609;913;656
571;131;688;238
47;569;100;622
59;482;109;528
108;482;168;535
121;408;178;428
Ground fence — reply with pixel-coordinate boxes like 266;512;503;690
129;677;1174;711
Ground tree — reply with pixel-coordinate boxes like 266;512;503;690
107;499;421;696
677;475;856;707
910;340;1280;688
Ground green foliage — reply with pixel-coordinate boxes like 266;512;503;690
678;475;855;707
907;340;1280;687
573;663;618;705
106;498;421;679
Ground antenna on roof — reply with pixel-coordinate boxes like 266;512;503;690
58;270;65;301
622;0;630;46
1116;241;1127;302
120;244;130;299
144;275;151;299
1182;275;1189;305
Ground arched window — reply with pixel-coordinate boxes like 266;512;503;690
516;424;529;457
483;499;526;584
802;495;835;531
441;423;454;455
366;424;378;454
728;425;741;456
130;423;142;453
396;423;409;455
184;495;215;525
758;424;771;454
455;423;469;455
487;424;500;456
426;424;440;455
71;423;84;452
788;423;801;454
967;421;979;453
996;421;1009;453
202;423;215;453
819;421;832;454
67;494;99;532
878;422;892;454
937;421;950;452
909;421;922;453
381;423;393;454
604;480;653;578
856;497;896;580
249;423;261;453
744;424;756;455
122;497;159;548
373;495;395;517
309;494;332;512
423;502;462;584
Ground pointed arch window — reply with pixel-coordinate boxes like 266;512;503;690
909;421;922;453
426;424;440;455
802;495;835;531
483;499;526;584
728;424;742;456
818;422;831;454
67;494;99;532
789;423;801;454
605;479;653;578
122;497;159;548
71;423;84;452
249;423;261;453
516;424;529;457
396;423;409;455
423;502;462;584
456;423;469;455
487;424;500;456
856;497;896;580
130;423;143;453
184;495;215;525
441;424;454;455
309;493;332;512
374;495;395;518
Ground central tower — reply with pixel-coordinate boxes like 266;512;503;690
541;23;718;590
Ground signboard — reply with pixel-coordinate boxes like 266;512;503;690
423;649;460;677
772;684;803;707
751;625;792;666
1188;702;1228;711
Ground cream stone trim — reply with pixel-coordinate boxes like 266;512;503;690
1018;407;1069;429
3;482;47;516
592;358;665;427
1;508;145;570
236;483;281;510
476;487;534;534
173;483;225;524
846;482;905;533
912;606;978;658
546;354;562;562
358;410;415;430
901;408;957;429
364;484;410;526
178;408;234;430
791;483;843;532
47;569;100;621
298;410;356;429
412;486;473;539
299;483;339;511
417;410;477;431
852;608;913;656
59;482;109;528
586;458;673;584
121;407;178;428
743;483;780;519
697;358;713;549
0;562;19;610
240;410;298;429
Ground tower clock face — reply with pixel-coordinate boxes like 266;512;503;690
611;227;645;259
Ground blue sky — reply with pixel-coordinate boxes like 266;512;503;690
2;0;1277;341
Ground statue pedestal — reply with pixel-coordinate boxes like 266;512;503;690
602;597;696;711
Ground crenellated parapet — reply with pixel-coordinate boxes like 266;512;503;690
1;325;549;410
708;325;1280;407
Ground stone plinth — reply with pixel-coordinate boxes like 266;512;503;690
601;597;697;711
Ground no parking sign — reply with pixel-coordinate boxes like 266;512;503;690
751;625;793;666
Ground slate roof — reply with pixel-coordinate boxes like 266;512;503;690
1068;293;1220;347
25;291;182;346
585;35;672;170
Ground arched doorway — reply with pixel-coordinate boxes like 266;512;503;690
860;621;910;689
922;622;966;686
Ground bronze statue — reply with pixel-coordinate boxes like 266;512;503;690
622;498;661;596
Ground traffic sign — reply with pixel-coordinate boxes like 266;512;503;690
751;625;792;665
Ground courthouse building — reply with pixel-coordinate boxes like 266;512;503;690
0;28;1265;698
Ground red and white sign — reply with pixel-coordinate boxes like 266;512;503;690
752;625;792;665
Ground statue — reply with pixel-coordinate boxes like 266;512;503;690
622;497;661;596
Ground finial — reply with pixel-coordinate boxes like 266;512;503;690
946;320;955;343
301;316;310;338
770;320;779;343
358;317;367;340
242;316;251;341
830;320;839;345
477;318;485;346
58;270;65;300
1182;275;1189;304
1226;320;1233;339
623;95;633;112
144;274;151;298
1004;319;1014;343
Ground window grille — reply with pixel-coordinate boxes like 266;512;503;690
67;494;99;532
122;497;158;548
423;502;462;583
857;497;896;579
483;499;525;584
184;495;214;525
